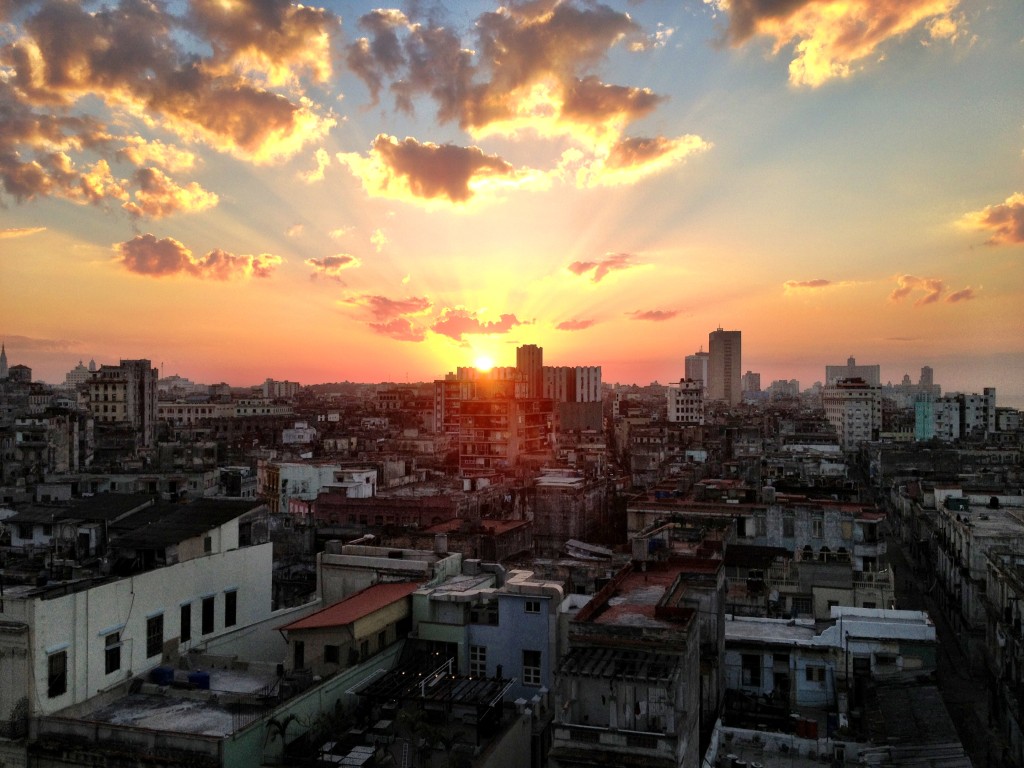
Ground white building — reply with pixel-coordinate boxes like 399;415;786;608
667;378;705;425
825;356;881;387
822;378;881;451
684;350;709;389
0;501;273;723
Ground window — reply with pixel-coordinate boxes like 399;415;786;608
783;514;795;538
324;644;340;665
180;603;191;643
792;596;812;616
741;654;761;687
812;518;824;538
470;645;487;678
202;596;215;635
146;614;164;658
805;666;825;683
105;633;121;675
523;650;541;686
203;536;212;553
360;640;369;660
754;514;766;536
525;600;541;614
378;630;387;650
48;651;67;698
224;590;237;628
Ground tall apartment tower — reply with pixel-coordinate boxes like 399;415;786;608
0;343;7;379
87;359;159;449
684;349;709;389
708;328;741;406
516;344;543;399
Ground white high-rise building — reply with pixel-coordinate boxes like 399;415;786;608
684;350;708;389
822;378;881;450
708;329;741;406
667;379;704;425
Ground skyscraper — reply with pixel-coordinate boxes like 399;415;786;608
708;328;741;406
684;349;709;389
516;344;543;399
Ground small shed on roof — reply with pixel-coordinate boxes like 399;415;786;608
278;582;421;675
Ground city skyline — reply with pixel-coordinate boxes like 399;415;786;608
2;1;1022;404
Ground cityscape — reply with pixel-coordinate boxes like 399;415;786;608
2;0;1023;767
0;333;1022;767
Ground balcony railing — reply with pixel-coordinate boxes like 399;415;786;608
551;722;676;756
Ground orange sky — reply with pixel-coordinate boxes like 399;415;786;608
1;1;1022;404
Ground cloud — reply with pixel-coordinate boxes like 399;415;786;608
568;252;639;282
711;0;964;87
188;0;339;87
343;294;432;321
889;274;945;306
286;224;305;238
0;226;46;239
306;254;361;281
431;308;525;341
959;192;1024;245
628;309;680;321
557;319;596;331
561;134;710;188
116;234;282;279
121;167;218;218
328;226;353;240
946;287;976;303
117;138;197;173
337;134;521;204
371;228;388;252
3;0;335;168
369;317;426;342
301;147;331;183
784;278;832;290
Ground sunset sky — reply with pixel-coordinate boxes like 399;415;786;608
2;0;1022;404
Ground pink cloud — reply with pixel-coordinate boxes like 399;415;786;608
557;319;596;331
431;308;525;341
628;309;679;322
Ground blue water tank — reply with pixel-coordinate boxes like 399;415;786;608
188;670;211;690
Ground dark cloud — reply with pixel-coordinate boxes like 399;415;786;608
346;9;410;104
960;192;1024;245
628;309;679;321
339;134;514;203
568;252;637;282
306;254;361;281
117;234;282;279
556;319;596;331
563;77;663;123
431;308;525;341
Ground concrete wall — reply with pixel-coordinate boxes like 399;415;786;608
27;542;273;717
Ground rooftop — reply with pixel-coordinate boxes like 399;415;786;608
280;582;420;632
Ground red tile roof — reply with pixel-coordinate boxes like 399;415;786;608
279;582;420;632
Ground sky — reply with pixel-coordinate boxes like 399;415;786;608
1;0;1022;405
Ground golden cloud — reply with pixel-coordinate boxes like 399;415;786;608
713;0;962;87
959;192;1024;245
122;167;218;219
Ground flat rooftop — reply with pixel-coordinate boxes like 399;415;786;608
80;666;279;737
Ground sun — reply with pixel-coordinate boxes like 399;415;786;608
474;355;494;371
